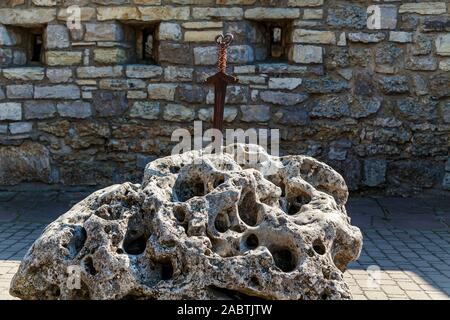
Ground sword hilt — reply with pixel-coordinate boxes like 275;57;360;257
215;33;233;73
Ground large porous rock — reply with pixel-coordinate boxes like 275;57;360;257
10;144;362;300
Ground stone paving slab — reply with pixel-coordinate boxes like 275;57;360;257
0;194;449;300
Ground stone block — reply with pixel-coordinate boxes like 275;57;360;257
93;90;127;117
240;105;270;122
6;84;33;99
46;51;82;66
198;107;237;123
57;101;92;119
363;159;387;187
193;7;243;20
245;8;300;20
158;43;192;64
289;45;323;64
85;23;124;42
436;34;450;56
45;24;70;49
194;45;254;65
0;102;21;120
184;30;221;42
130;101;160;120
34;85;80;100
268;78;302;90
163;104;194;121
9;122;32;135
327;4;367;29
164;66;193;82
148;83;177;101
389;31;412;43
24;101;56;119
348;32;385;43
77;66;123;78
99;79;146;90
126;65;163;78
0;9;56;25
94;48;127;64
292;29;336;44
2;67;45;80
183;21;223;29
260;91;308;106
366;5;397;30
97;7;140;21
138;6;190;21
158;22;182;41
46;68;73;83
0;25;20;46
399;3;446;15
287;0;323;6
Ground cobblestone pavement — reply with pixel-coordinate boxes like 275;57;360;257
0;192;449;300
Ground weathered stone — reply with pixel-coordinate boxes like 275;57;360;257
375;43;403;68
288;0;323;6
0;102;21;120
57;7;96;22
327;4;366;29
163;104;194;121
184;30;221;42
206;86;248;104
77;66;123;78
9;122;32;135
422;17;450;32
395;98;437;121
92;90;127;117
405;56;438;71
46;68;73;83
411;34;432;55
2;67;45;80
164;66;193;82
412;75;429;96
139;6;190;21
177;85;205;103
274;107;309;125
46;51;82;66
234;65;256;74
240;105;270;122
126;65;163;78
57;101;92;119
289;45;322;64
0;9;56;25
429;73;450;98
183;21;223;29
193;7;243;20
85;23;124;42
194;45;254;65
363;159;386;187
13;50;26;65
9;146;362;299
0;142;51;185
268;78;302;90
436;34;450;56
23;101;56;119
351;96;381;119
378;76;409;94
158;22;182;41
302;77;350;94
0;25;20;46
97;7;140;21
389;31;412;43
292;29;335;44
99;79;146;90
6;84;33;99
94;48;127;64
348;32;385;43
127;91;147;100
148;83;177;101
0;48;13;65
399;3;446;15
34;85;80;100
439;59;450;71
245;8;300;20
260;91;308;106
130;101;160;120
366;5;397;30
45;24;69;49
388;160;441;188
310;96;350;119
198;107;237;123
158;43;192;64
303;9;323;20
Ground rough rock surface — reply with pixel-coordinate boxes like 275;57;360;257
10;145;363;300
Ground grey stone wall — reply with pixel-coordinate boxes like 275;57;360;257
0;0;449;196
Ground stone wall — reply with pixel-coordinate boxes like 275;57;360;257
0;0;449;196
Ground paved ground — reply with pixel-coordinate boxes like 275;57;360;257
0;192;449;300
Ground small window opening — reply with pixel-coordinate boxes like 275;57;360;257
124;24;159;64
31;32;43;63
252;21;292;62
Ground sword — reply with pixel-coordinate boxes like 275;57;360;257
205;33;239;132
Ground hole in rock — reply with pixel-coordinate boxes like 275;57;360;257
173;206;186;223
286;192;312;215
250;276;260;287
313;239;326;255
116;248;124;254
84;256;97;276
245;234;259;250
213;176;225;189
65;226;87;257
123;233;148;255
176;175;206;202
269;246;297;272
238;191;259;226
215;210;231;233
207;286;267;300
169;165;180;174
160;261;174;280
